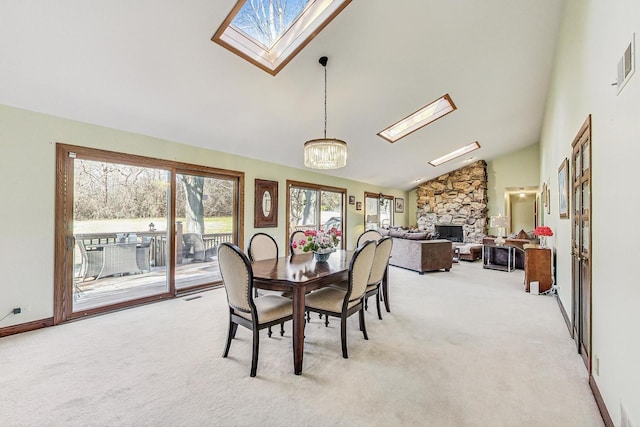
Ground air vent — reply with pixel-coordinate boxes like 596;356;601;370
616;33;635;95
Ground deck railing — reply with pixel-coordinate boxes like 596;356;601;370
74;231;234;268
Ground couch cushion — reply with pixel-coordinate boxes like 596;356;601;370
404;232;428;240
378;228;390;236
389;230;405;238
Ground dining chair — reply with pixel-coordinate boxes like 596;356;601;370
289;230;307;255
356;229;382;247
218;242;293;377
248;233;279;298
304;239;376;358
364;236;393;320
248;232;279;261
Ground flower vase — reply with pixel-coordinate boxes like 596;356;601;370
313;250;332;262
538;236;546;248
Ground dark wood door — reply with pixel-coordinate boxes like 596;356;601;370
571;115;592;371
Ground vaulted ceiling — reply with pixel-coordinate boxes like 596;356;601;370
0;0;565;190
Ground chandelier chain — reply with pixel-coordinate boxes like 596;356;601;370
323;63;327;139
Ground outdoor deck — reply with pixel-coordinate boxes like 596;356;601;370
73;259;221;312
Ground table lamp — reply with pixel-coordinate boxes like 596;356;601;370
489;214;509;246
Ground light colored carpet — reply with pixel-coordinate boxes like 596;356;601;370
0;261;603;427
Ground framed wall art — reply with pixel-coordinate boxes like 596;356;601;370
558;158;569;218
254;179;278;228
356;201;362;211
394;198;404;213
349;195;355;205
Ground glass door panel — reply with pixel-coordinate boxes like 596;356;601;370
289;187;319;234
175;173;235;290
72;159;170;312
320;190;344;247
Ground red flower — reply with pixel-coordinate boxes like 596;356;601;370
534;226;553;237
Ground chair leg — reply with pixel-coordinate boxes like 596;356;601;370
341;316;348;359
250;328;259;377
280;322;285;336
324;314;329;327
268;326;272;337
223;321;237;357
359;308;369;340
376;292;383;320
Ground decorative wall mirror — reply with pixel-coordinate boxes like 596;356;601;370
254;179;278;228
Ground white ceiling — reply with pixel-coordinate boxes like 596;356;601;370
0;0;565;190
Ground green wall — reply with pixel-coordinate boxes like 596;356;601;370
486;143;540;219
0;104;408;327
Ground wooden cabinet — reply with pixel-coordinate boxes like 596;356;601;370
524;248;552;292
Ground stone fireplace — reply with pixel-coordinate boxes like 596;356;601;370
416;160;488;243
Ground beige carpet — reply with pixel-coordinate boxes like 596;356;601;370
0;261;603;427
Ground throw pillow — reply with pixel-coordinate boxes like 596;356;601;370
378;228;390;236
516;229;528;240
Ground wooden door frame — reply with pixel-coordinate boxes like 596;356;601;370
570;115;592;371
54;144;244;324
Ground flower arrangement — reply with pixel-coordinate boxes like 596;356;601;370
293;228;342;253
534;226;553;248
534;226;553;237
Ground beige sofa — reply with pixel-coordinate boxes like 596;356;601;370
388;237;452;274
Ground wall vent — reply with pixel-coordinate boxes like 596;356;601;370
616;33;635;95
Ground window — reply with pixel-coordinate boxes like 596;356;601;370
212;0;352;75
364;192;393;230
286;180;346;253
377;94;457;143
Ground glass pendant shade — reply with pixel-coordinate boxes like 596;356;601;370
304;138;347;169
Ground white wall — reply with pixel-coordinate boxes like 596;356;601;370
540;0;640;424
0;104;408;329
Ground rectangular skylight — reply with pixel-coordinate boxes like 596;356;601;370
212;0;352;76
428;142;481;167
377;94;457;143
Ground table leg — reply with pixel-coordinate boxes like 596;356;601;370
292;286;306;375
382;266;390;312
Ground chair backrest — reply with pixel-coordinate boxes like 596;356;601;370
356;229;382;247
248;233;278;262
369;236;393;286
289;230;307;255
183;233;206;261
347;240;377;301
218;243;253;313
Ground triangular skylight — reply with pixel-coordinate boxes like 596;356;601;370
212;0;352;76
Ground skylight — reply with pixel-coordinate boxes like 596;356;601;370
428;142;481;167
212;0;352;76
377;94;457;143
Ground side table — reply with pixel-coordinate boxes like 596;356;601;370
483;244;516;272
524;247;553;292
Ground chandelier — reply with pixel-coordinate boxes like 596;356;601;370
304;56;347;169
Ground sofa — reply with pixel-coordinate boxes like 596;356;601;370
381;229;452;274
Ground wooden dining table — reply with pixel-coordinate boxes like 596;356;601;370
251;250;353;375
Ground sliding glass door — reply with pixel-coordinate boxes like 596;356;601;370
55;144;243;322
174;172;236;290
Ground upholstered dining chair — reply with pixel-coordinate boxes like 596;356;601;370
289;230;307;255
218;243;293;377
248;232;278;298
356;229;382;247
364;236;393;320
304;240;376;359
248;232;278;262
